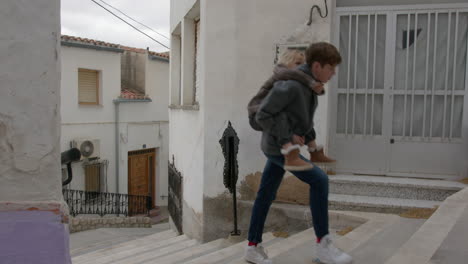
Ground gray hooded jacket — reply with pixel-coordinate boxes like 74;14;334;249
255;64;319;155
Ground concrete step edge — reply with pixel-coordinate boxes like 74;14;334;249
384;188;468;264
329;175;465;190
183;232;275;264
73;233;185;264
71;235;137;257
227;228;316;264
142;238;226;264
110;239;199;264
329;194;441;209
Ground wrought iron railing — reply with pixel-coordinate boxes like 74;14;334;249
63;189;151;217
168;158;183;234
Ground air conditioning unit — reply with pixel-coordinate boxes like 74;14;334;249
71;139;101;160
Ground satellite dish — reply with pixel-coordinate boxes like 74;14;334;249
80;140;95;158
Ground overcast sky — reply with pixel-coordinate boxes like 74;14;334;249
61;0;170;52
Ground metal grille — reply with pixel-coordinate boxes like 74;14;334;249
168;158;183;234
337;14;387;136
392;11;467;140
63;189;150;217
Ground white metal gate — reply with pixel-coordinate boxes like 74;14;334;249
330;4;468;178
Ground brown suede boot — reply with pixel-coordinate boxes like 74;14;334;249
309;147;336;163
281;145;314;171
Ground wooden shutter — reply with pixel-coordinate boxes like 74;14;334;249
78;69;99;104
85;163;101;192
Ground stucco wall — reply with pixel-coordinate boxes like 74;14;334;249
170;0;335;241
0;0;71;262
121;51;146;94
169;110;205;216
170;0;198;32
61;47;170;206
169;0;205;239
61;46;121;123
0;0;63;202
202;0;334;199
60;46;120;193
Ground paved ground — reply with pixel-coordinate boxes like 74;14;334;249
70;223;170;257
430;205;468;264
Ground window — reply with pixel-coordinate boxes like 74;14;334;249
194;19;200;104
169;1;200;109
78;68;99;105
84;160;108;199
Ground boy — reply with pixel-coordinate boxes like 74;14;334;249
244;42;352;264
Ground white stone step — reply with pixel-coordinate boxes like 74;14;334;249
347;217;425;264
228;211;402;263
183;233;275;264
329;193;441;214
70;223;171;257
385;187;468;264
111;237;198;264
141;238;226;264
71;235;138;257
227;229;316;264
329;175;465;201
72;229;176;262
73;233;186;264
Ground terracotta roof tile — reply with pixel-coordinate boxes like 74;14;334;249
148;50;170;59
61;35;121;49
120;88;149;100
61;35;169;59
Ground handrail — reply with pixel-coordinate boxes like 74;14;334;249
63;189;151;217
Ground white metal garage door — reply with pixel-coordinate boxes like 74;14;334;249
330;4;468;178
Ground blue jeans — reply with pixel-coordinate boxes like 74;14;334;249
247;154;329;243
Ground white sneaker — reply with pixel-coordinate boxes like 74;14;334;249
316;235;353;264
244;244;273;264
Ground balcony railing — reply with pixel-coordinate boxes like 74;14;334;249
63;189;151;217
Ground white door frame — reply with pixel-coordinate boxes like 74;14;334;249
329;3;468;179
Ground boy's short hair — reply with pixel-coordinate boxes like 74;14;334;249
305;42;342;66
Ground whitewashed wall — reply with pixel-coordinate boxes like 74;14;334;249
60;47;170;206
170;0;205;237
170;0;335;239
60;46;121;193
201;0;334;197
0;0;62;202
119;58;170;205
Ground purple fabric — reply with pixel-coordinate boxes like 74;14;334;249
0;211;71;264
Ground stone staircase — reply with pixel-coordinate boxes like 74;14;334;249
70;210;405;264
327;174;466;214
70;182;468;264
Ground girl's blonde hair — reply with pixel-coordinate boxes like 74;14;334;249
277;49;305;67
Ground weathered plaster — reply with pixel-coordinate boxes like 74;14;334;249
202;0;335;199
182;199;204;241
241;172;311;206
202;192;315;242
121;51;146;94
169;0;335;240
0;0;62;202
0;0;72;262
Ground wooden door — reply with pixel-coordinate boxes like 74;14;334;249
128;149;156;214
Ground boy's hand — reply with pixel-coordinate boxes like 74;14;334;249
312;83;324;94
292;134;305;146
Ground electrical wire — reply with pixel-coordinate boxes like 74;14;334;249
96;0;170;41
90;0;169;49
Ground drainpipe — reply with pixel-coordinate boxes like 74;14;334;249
113;98;152;194
114;100;120;193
